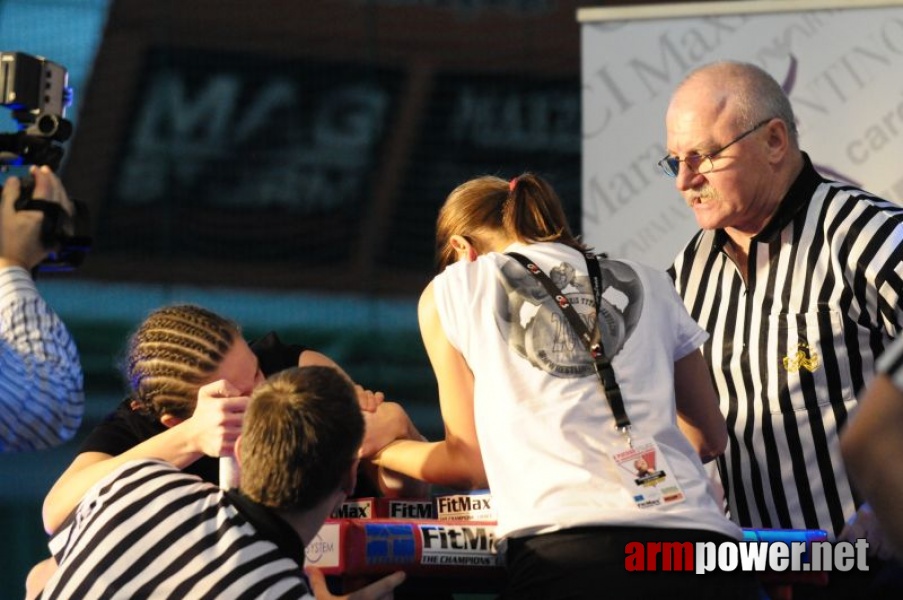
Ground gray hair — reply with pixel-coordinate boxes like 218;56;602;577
683;60;799;146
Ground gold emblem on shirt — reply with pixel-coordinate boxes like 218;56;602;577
783;343;820;372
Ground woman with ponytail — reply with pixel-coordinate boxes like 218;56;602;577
370;173;759;599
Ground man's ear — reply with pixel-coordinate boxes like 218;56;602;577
764;117;791;163
159;414;184;429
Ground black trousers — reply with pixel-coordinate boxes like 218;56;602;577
790;555;903;600
501;525;762;600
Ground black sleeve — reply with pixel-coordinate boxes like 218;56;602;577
79;398;219;484
250;331;309;376
78;398;163;456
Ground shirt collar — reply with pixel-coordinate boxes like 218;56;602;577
225;489;306;569
713;152;823;250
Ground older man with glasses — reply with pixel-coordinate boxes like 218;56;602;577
662;60;903;599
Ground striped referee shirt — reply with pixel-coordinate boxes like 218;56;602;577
670;155;903;538
0;266;83;451
877;335;903;389
41;459;313;600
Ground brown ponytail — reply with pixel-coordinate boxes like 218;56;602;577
435;172;587;270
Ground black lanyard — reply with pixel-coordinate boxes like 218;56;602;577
507;251;631;432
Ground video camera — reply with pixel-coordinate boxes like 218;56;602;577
0;51;91;272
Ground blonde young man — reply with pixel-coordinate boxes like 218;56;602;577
37;366;405;600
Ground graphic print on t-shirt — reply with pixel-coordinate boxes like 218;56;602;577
496;257;643;377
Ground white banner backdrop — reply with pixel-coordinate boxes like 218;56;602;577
580;0;903;269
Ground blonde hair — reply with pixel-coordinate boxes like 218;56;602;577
435;173;587;270
125;304;239;419
240;366;364;510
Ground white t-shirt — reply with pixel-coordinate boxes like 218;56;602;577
433;242;741;544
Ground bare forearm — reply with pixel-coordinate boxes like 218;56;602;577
43;423;206;533
374;438;486;490
677;415;724;463
674;352;727;462
842;375;903;555
362;404;432;496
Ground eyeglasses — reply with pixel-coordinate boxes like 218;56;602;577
657;118;773;177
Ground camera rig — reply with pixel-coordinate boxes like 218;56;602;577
0;51;92;272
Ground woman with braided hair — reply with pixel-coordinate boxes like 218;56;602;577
40;303;425;536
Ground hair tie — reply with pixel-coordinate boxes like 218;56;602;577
509;177;518;192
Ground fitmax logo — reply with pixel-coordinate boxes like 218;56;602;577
332;502;372;518
437;496;492;513
421;525;497;552
389;502;433;519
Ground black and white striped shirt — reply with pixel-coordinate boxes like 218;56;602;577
41;459;313;600
670;155;903;538
0;266;83;452
877;335;903;389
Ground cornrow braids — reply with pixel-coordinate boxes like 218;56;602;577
125;304;240;420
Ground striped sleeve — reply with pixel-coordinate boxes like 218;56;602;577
0;266;84;452
42;460;313;600
877;336;903;391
